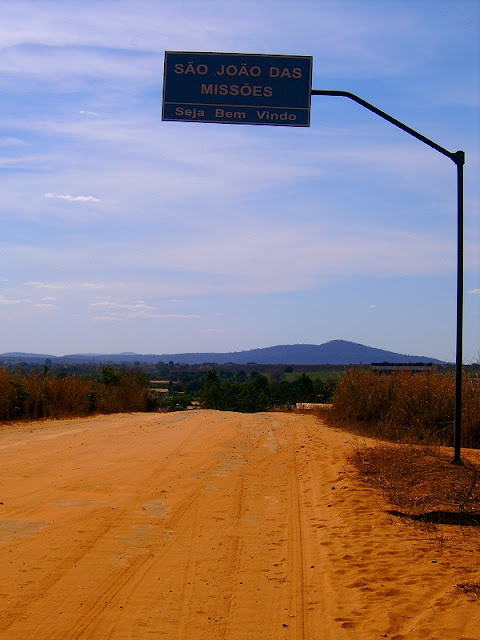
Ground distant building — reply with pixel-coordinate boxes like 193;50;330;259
370;362;435;375
149;380;170;394
296;403;332;410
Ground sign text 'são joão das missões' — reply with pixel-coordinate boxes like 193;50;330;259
162;52;313;127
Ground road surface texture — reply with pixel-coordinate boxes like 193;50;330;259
0;410;478;640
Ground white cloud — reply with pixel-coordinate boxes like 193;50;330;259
90;299;200;321
25;281;72;290
92;315;119;323
44;193;100;203
469;289;480;294
90;300;154;311
24;281;107;291
0;137;25;146
0;45;160;84
79;283;105;290
0;155;43;169
127;311;200;320
0;293;30;305
0;1;247;54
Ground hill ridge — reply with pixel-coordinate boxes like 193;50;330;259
0;340;446;365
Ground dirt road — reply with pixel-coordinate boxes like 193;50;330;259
0;411;478;640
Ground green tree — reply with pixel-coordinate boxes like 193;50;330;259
296;373;315;402
201;369;222;409
100;365;121;386
271;380;295;407
237;375;271;412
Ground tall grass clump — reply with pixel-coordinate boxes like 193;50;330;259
91;366;151;414
0;365;153;422
329;367;480;448
0;367;92;420
22;372;93;419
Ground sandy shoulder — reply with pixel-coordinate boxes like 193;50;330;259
0;410;478;640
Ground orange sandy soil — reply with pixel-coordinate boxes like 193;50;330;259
0;410;479;640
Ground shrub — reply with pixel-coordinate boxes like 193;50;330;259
0;365;152;422
0;368;92;420
329;367;480;447
93;368;149;414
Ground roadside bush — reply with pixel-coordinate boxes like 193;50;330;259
329;368;480;447
0;369;29;420
462;377;480;448
0;365;152;422
22;373;92;419
0;368;91;420
93;367;150;414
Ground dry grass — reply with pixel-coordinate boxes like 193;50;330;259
457;582;480;599
328;368;480;448
350;442;480;524
0;366;152;422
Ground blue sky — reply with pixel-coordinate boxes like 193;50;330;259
0;0;479;361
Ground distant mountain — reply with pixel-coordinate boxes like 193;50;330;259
0;340;446;365
0;352;57;361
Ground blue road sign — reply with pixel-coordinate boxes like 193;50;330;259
162;51;312;127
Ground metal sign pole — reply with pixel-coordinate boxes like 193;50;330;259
454;154;465;464
311;89;465;464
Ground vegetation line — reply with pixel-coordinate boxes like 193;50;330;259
1;361;478;450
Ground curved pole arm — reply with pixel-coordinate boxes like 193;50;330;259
311;90;465;166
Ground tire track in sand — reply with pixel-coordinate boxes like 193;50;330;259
290;420;306;640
